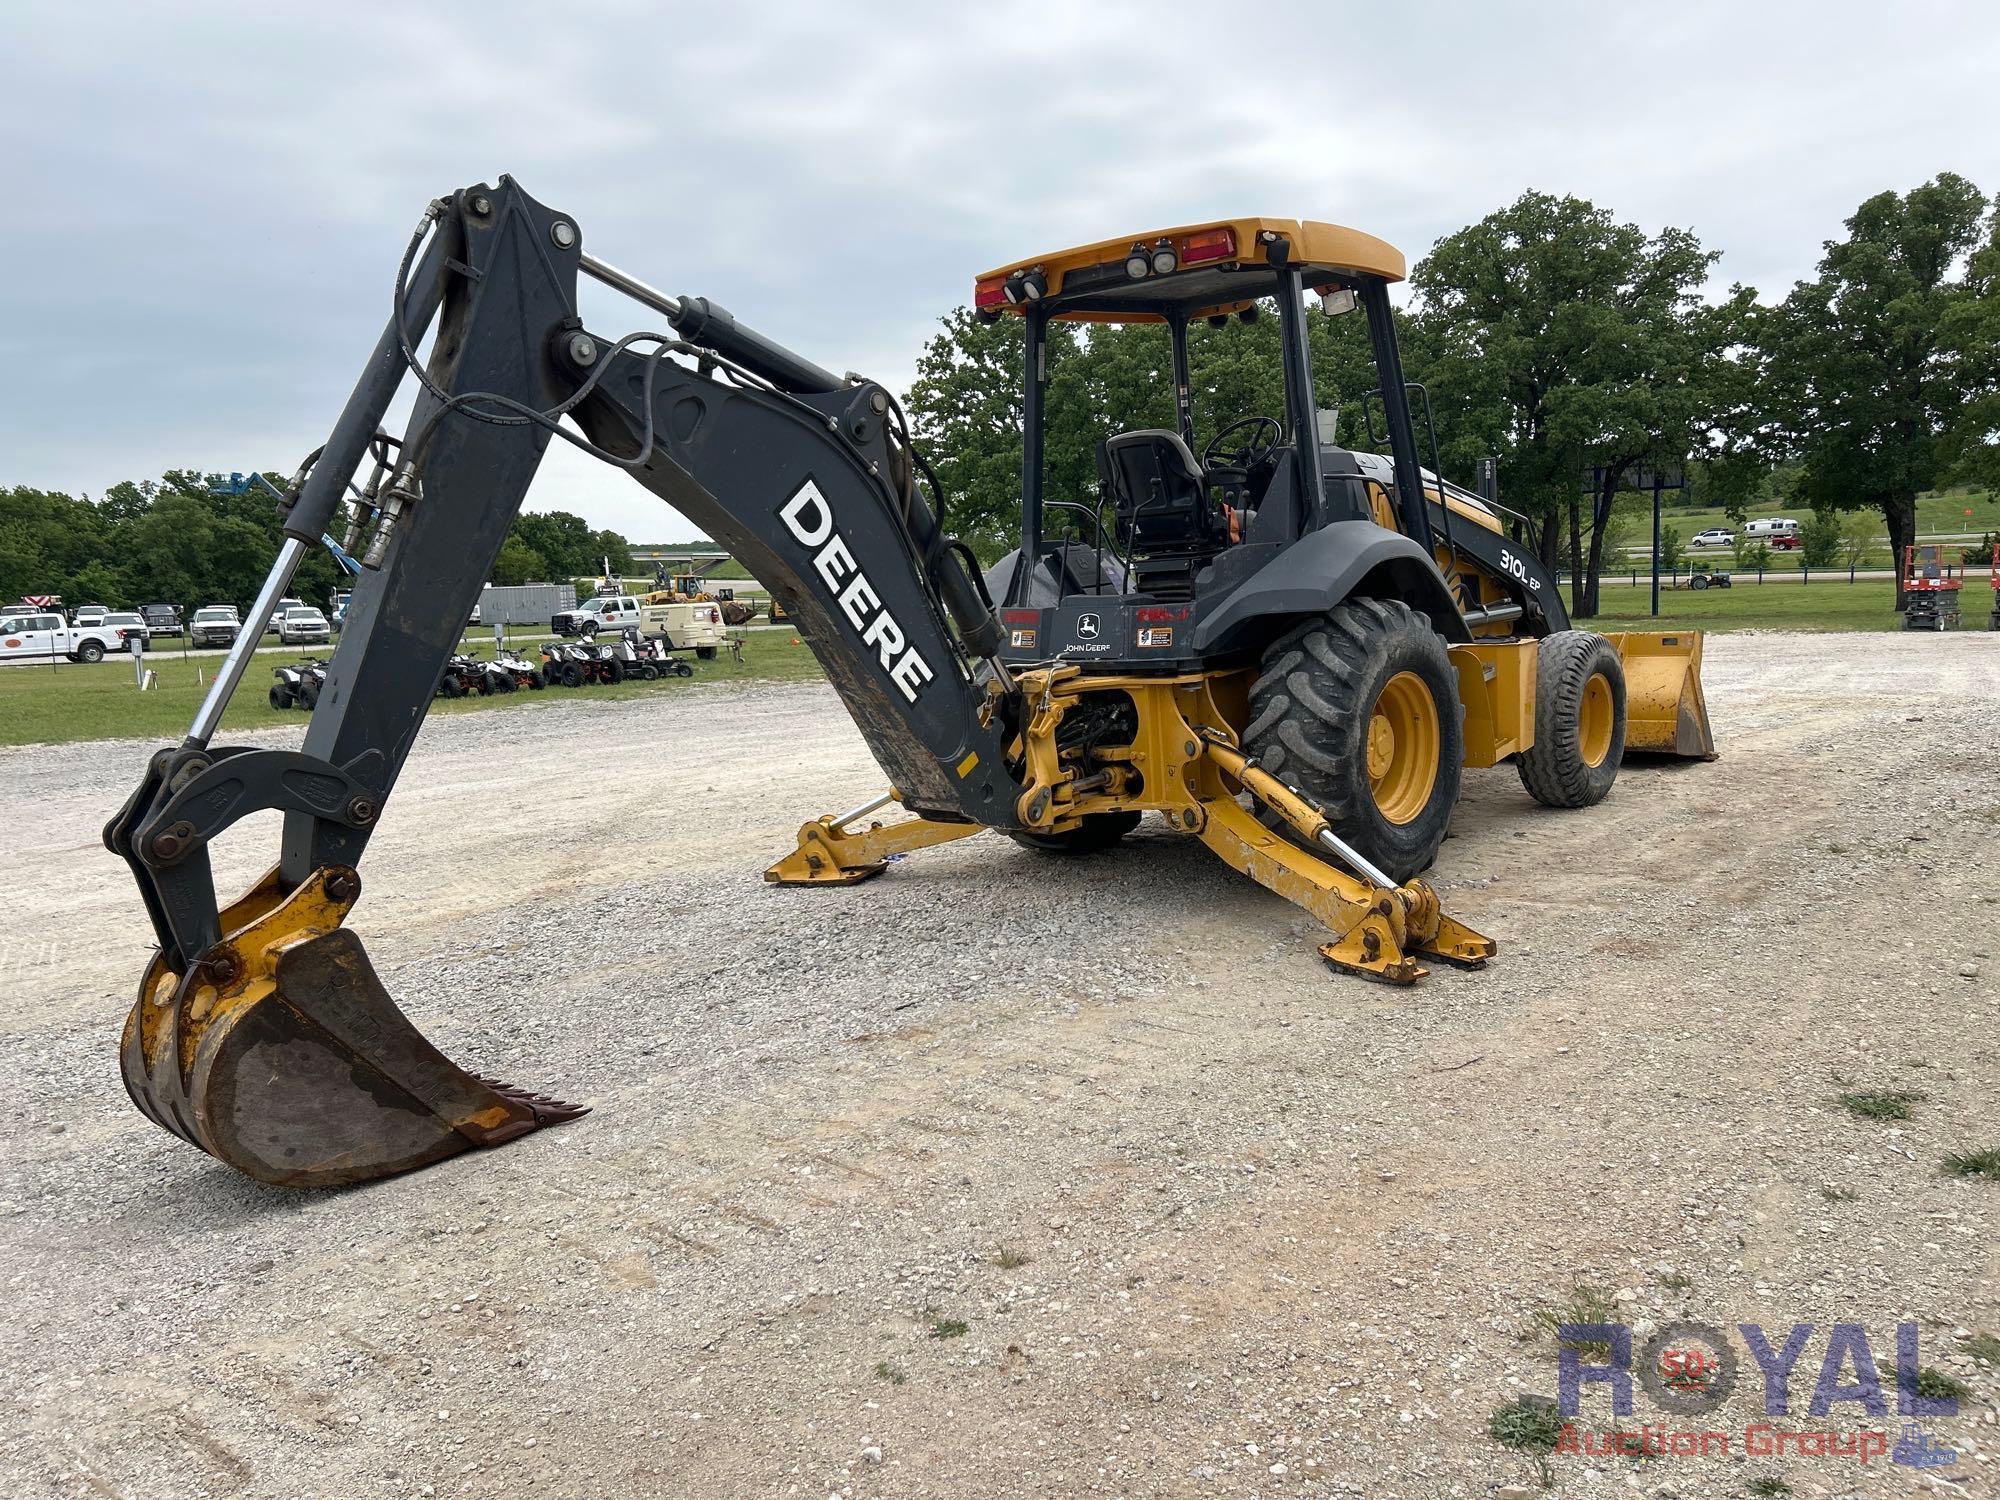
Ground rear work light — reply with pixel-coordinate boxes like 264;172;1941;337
1179;227;1237;266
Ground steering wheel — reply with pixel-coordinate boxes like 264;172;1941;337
1203;415;1283;473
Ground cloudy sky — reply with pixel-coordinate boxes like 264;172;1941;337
4;0;1997;543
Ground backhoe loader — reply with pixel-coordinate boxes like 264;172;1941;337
105;180;1714;1189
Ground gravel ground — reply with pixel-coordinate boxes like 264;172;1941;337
2;633;1997;1499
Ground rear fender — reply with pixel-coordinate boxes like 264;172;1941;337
1191;520;1470;654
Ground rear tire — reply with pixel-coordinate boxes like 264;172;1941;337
440;675;463;699
1009;810;1143;854
561;663;583;688
77;640;105;663
696;646;718;660
1516;631;1626;809
1243;597;1462;884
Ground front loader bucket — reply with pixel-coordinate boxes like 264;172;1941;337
120;868;583;1188
1609;631;1717;760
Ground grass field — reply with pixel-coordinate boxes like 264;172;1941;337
6;576;1984;748
1578;576;1971;633
1643;486;1996;544
0;630;824;748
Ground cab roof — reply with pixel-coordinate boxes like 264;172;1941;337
975;216;1406;324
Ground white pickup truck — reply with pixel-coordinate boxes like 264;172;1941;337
552;593;728;657
0;608;129;664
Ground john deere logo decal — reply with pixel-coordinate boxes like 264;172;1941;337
1076;613;1101;640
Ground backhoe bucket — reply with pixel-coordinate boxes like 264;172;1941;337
1609;631;1717;760
120;868;583;1188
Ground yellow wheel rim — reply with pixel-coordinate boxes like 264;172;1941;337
1579;673;1614;768
1367;671;1440;826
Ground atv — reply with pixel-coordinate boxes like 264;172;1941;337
492;648;545;690
436;653;490;698
268;658;328;710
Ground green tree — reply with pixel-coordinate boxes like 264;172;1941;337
592;528;633;578
909;309;1067;553
490;536;550;586
1762;174;1994;607
1408;192;1761;617
1798;510;1844;568
510;510;598;580
1838;515;1876;572
1659;523;1684;576
1939;212;2000;490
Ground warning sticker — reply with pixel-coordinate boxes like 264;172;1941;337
1009;628;1037;650
1137;626;1173;648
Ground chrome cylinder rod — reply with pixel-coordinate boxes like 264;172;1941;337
186;535;310;748
580;253;685;324
833;791;897;828
1316;826;1397;893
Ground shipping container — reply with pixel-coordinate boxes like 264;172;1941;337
479;583;577;626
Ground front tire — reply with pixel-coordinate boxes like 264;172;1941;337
1516;631;1626;808
696;646;718;660
1243;598;1462;884
269;683;291;709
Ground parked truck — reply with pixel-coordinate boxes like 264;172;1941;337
554;591;728;656
0;605;130;664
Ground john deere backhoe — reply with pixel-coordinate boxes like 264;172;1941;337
106;179;1713;1188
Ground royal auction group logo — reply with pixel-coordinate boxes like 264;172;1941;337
1553;1320;1959;1468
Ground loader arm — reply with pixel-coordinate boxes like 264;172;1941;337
105;178;1022;1186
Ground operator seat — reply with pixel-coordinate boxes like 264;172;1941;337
1103;429;1217;556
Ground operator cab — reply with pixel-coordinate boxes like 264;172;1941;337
977;216;1448;647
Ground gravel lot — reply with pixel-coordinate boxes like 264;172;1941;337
3;633;1997;1499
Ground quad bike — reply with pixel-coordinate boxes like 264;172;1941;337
539;640;588;687
492;648;545;689
435;653;490;698
268;658;328;710
566;638;626;684
104;183;1714;1189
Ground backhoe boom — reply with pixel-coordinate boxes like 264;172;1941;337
106;177;1025;1185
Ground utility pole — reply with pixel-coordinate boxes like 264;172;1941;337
1651;471;1664;618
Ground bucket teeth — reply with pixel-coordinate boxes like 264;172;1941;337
472;1076;590;1125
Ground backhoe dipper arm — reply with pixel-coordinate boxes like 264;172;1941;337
103;178;1023;1187
112;177;1021;972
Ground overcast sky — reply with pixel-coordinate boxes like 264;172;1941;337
4;1;1997;543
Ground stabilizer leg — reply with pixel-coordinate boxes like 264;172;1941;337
765;792;983;884
1196;738;1496;985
